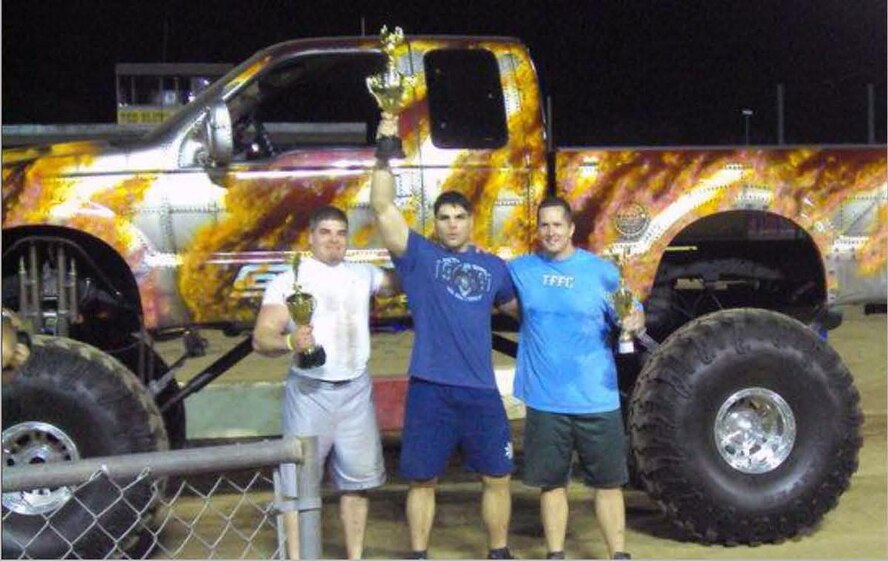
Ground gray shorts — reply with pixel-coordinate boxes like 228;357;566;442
279;372;386;510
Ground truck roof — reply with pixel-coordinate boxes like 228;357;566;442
257;34;524;57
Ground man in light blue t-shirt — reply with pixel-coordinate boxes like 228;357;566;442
508;196;644;560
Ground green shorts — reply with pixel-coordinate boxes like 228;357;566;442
522;406;628;489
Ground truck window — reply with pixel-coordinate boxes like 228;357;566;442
424;49;508;150
227;52;386;160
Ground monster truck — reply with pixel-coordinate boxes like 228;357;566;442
2;33;886;554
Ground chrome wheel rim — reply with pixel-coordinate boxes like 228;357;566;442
713;387;796;474
2;421;80;515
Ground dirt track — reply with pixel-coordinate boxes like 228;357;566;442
324;308;886;559
165;307;886;559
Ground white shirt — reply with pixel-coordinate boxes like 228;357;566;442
261;256;383;381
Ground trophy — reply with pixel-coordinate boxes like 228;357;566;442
286;254;326;369
366;26;414;162
608;249;637;354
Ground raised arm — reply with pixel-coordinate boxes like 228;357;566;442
370;114;410;257
370;167;410;258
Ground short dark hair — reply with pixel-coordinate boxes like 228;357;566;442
537;196;573;224
309;205;348;230
433;191;473;216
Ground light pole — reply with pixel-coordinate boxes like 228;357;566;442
742;108;753;145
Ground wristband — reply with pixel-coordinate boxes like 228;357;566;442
285;333;295;352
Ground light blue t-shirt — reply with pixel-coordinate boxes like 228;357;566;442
393;230;516;390
509;248;621;414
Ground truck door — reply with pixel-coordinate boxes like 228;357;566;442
175;49;421;323
410;43;540;257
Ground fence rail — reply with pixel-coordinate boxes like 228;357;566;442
1;436;321;560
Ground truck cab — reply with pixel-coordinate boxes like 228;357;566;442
3;36;547;334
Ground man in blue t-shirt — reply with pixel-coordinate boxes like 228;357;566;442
371;144;518;559
508;196;644;560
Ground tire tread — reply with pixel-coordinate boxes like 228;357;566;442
629;309;862;544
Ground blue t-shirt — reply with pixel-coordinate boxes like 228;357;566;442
509;248;621;414
393;230;516;390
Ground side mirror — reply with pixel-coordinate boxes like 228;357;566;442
205;101;233;167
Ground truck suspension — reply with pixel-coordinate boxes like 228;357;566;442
15;241;78;336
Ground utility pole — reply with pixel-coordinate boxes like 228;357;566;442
776;84;785;145
742;108;753;145
867;83;875;145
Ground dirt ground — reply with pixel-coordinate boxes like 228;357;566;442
164;307;886;559
350;308;887;559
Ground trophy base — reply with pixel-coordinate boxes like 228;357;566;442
375;135;405;162
298;346;327;369
618;339;635;354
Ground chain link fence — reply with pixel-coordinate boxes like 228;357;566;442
1;436;321;559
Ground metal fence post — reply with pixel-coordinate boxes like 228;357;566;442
297;436;322;560
273;468;288;560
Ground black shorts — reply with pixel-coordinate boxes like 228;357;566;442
522;406;628;489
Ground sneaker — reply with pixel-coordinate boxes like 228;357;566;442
546;552;565;559
408;551;428;559
487;547;515;559
612;553;631;560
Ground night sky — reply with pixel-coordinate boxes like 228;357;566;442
3;0;886;146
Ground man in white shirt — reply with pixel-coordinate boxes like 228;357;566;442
253;205;396;559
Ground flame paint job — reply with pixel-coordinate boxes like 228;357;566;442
557;147;888;300
2;36;885;332
407;39;546;257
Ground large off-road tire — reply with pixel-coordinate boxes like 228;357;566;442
2;336;169;559
628;308;862;544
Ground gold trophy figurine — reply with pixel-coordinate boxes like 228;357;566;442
608;249;637;354
286;254;326;369
366;26;414;163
